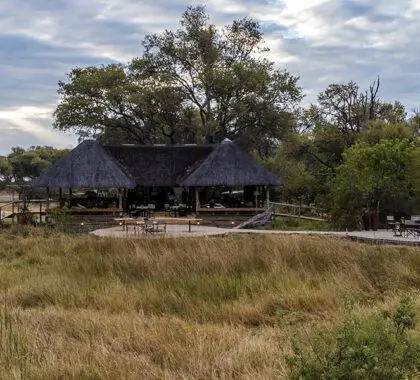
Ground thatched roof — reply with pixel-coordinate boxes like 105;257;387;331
34;139;282;189
33;140;135;189
181;139;283;187
104;145;213;187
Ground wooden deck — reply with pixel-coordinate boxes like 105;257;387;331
197;208;265;214
48;208;121;214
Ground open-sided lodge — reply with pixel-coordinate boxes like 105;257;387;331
34;138;283;218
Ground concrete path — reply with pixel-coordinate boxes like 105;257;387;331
91;225;420;245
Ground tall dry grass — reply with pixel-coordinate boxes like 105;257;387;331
0;232;419;378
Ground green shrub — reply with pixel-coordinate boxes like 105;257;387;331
288;297;420;379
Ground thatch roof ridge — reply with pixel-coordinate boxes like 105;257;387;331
34;140;135;189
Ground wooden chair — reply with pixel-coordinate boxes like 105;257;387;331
164;204;170;216
142;220;166;235
386;215;395;231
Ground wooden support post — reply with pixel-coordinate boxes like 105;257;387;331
123;189;128;213
266;187;270;209
118;188;123;215
11;201;15;225
39;202;42;223
195;188;199;213
59;188;63;208
46;187;50;224
254;186;259;209
69;188;73;208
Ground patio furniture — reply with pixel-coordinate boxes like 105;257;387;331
401;218;420;239
169;205;180;217
178;204;188;217
393;221;402;237
130;206;152;218
114;217;135;231
141;219;166;235
124;220;142;235
386;215;395;230
153;217;202;232
164;204;170;216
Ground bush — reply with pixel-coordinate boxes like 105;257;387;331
288;297;420;379
329;140;418;230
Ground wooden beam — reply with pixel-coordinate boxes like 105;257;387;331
195;188;199;213
118;188;123;214
123;188;128;212
274;213;325;222
69;188;73;208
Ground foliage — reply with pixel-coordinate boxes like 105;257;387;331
17;204;35;226
48;205;72;232
358;120;412;145
271;79;415;218
303;78;406;146
329;139;419;228
54;64;201;145
288;296;420;379
0;146;69;185
54;6;302;156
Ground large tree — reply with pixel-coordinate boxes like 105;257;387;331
302;78;407;146
54;6;302;155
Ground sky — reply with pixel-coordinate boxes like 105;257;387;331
1;0;420;154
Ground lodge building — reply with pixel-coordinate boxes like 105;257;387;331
34;138;282;217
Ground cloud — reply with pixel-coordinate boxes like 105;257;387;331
0;106;75;149
0;0;419;154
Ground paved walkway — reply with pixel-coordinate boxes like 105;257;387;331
90;225;420;245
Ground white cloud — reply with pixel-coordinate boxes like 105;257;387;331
0;106;75;147
1;0;420;153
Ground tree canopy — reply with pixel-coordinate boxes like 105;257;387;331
329;139;419;228
54;6;302;156
0;146;69;186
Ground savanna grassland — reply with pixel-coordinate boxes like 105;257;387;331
0;231;420;379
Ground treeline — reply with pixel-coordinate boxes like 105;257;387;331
4;6;420;228
264;80;420;228
0;146;69;187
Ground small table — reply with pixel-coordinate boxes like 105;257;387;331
114;217;134;231
402;222;420;238
130;207;151;218
154;217;203;232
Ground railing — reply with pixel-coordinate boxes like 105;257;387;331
270;202;326;222
0;199;49;224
